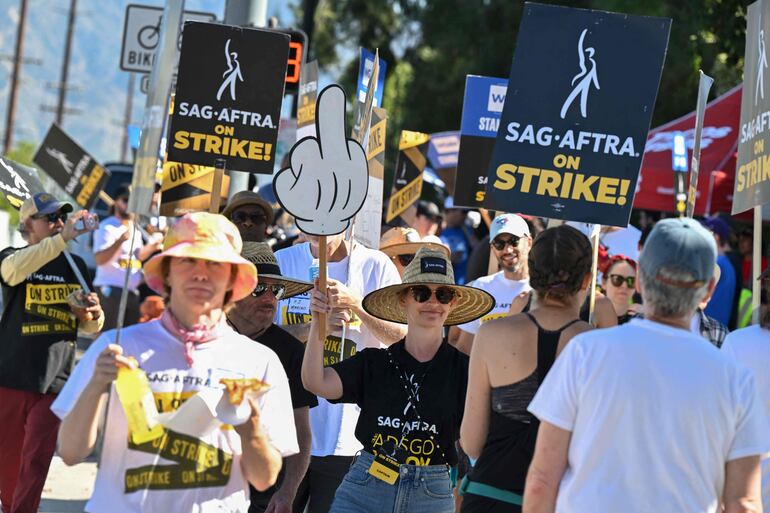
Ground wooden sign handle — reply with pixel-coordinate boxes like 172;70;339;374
317;236;328;341
209;159;226;213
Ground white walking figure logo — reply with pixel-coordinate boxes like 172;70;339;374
45;147;73;174
0;159;30;195
216;39;243;102
756;16;767;105
560;28;600;120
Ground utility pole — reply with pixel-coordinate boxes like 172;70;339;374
225;0;268;199
3;0;29;154
121;74;135;162
56;0;78;126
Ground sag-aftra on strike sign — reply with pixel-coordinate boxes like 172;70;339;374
167;22;289;173
483;3;670;226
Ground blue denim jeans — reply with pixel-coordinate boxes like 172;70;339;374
329;451;455;513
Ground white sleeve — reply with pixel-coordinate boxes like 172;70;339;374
51;334;113;419
527;338;583;432
457;279;481;334
378;255;402;288
728;366;770;461
93;222;119;253
257;351;299;457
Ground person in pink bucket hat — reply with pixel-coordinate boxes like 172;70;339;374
51;212;299;513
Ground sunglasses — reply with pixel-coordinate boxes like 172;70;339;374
231;211;267;225
395;254;415;267
409;285;456;304
491;235;521;251
33;212;68;223
251;283;286;300
608;274;635;288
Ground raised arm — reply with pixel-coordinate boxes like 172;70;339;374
301;286;343;400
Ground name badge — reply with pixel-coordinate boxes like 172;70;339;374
287;296;310;315
368;452;400;485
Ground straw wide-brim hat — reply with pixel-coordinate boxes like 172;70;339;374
222;190;274;225
379;227;450;258
362;247;494;326
144;212;258;302
241;242;313;299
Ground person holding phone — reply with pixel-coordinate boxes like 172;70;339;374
0;192;103;513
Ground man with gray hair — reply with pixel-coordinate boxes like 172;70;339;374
523;218;770;513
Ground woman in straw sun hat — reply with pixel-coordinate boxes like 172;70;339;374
459;225;594;513
52;212;299;513
302;246;494;513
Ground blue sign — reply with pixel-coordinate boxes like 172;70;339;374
357;48;388;107
460;75;508;137
672;131;688;172
128;124;141;151
428;131;460;169
454;75;508;207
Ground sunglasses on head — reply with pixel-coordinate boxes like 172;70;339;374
408;285;456;304
33;212;67;223
395;254;415;267
491;235;521;251
231;211;267;225
251;283;286;300
609;274;635;288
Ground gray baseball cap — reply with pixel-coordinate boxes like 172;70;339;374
640;217;716;288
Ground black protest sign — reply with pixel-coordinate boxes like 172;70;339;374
734;0;770;214
159;161;230;216
297;60;319;140
33;124;111;210
483;4;670;226
385;131;429;223
0;156;44;208
167;22;290;173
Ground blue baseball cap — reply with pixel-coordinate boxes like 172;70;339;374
19;193;73;223
640;218;716;288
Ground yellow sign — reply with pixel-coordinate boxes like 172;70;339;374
160;161;230;216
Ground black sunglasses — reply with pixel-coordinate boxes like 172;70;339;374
251;283;286;300
396;254;415;267
491;235;521;251
409;285;456;304
231;211;267;225
34;212;68;223
609;274;635;288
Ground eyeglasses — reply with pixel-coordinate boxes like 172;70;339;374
608;274;635;288
408;285;456;304
33;212;68;223
491;235;521;251
395;254;415;267
251;283;286;300
231;211;267;225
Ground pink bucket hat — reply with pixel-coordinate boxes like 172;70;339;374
143;212;258;302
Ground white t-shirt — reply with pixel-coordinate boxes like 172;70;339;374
529;318;770;513
51;320;298;513
92;216;144;290
274;242;401;456
722;325;770;513
458;271;530;334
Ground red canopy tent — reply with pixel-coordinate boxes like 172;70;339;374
634;85;741;216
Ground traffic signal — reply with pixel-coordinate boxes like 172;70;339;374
267;28;307;95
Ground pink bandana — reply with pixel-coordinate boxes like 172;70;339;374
160;309;225;366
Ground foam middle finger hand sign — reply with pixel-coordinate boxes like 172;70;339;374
273;85;369;236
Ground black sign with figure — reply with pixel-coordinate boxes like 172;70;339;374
33;124;111;210
483;3;670;226
0;156;44;209
167;22;290;173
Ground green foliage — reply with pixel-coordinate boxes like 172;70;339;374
307;0;749;193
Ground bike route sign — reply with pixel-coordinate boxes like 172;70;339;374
120;4;216;74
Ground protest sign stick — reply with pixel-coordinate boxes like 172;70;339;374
209;159;227;214
113;221;139;347
63;251;91;294
588;227;601;326
99;191;114;207
753;207;762;324
685;71;714;218
318;236;328;340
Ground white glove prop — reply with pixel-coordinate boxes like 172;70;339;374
273;85;369;236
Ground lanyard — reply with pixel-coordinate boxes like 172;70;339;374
385;347;450;469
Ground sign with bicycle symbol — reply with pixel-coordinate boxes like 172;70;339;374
120;4;216;74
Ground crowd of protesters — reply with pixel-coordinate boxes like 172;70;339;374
0;185;769;513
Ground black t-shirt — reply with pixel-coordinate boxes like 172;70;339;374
255;324;318;409
0;247;93;394
331;340;468;467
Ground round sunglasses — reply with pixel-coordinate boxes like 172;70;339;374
231;211;267;225
608;274;635;288
251;283;286;300
408;285;456;304
491;235;521;251
33;212;68;223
